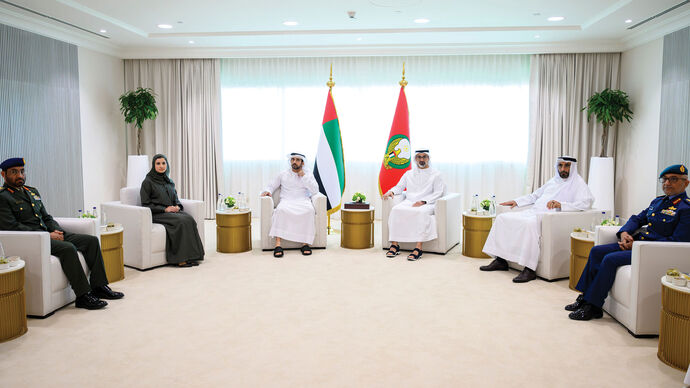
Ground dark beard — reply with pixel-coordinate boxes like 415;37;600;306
291;163;301;170
559;171;569;178
417;162;426;168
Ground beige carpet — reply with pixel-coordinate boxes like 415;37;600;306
0;220;685;388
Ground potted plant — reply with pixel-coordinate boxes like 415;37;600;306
119;87;158;187
582;88;633;158
224;195;236;210
345;192;369;209
119;87;159;155
582;88;633;212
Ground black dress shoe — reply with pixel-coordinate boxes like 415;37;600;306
568;303;603;321
92;285;124;300
565;294;585;311
75;293;108;310
479;258;509;271
512;267;537;283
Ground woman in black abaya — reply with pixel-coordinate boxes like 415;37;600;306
140;154;205;267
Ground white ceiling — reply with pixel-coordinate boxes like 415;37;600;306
1;0;689;58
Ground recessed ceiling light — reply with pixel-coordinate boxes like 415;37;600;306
157;24;173;29
356;37;363;41
534;34;540;38
625;19;632;23
547;16;565;22
189;40;195;44
414;18;430;24
283;21;299;26
99;29;107;33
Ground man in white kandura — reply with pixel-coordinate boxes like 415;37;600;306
383;149;445;261
261;153;319;258
480;156;594;282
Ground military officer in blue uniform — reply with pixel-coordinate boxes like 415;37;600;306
0;158;124;310
566;164;690;320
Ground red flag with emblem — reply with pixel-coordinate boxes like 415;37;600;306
378;86;411;196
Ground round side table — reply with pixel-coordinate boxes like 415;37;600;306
341;207;375;249
0;259;27;343
462;212;494;258
100;224;124;283
658;276;690;371
569;231;594;291
216;210;252;253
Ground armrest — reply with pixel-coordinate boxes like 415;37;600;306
55;217;98;236
630;241;690;332
180;199;204;221
435;192;462;251
0;231;52;315
102;201;153;267
311;192;327;212
260;195;274;218
496;203;531;215
595;225;620;245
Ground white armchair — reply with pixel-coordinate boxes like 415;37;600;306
497;205;604;280
595;225;690;336
381;193;462;254
0;218;97;317
101;187;205;270
260;188;327;250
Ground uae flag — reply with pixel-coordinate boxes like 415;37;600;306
378;86;411;196
313;89;345;214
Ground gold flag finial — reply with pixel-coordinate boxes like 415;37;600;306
327;63;335;89
399;62;408;87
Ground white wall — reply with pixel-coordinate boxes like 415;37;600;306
615;38;663;218
78;47;126;210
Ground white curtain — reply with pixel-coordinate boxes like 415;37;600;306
220;55;531;219
528;53;621;191
124;59;222;218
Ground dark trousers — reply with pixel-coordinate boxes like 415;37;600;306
575;243;632;308
50;232;108;297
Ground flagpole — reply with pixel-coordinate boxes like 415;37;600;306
327;63;334;235
400;62;408;87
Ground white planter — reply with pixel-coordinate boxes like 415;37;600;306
126;155;149;188
588;157;614;213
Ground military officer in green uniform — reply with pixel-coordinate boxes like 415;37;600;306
0;158;124;310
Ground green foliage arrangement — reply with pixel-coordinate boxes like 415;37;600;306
119;87;159;155
582;88;633;157
480;199;491;211
352;192;367;203
224;196;236;208
78;210;96;219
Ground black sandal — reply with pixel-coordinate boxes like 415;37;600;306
407;248;423;261
386;244;400;258
273;246;284;258
300;245;312;256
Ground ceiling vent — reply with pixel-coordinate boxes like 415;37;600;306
628;0;690;29
0;0;108;38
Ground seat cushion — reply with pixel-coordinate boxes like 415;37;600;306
609;265;632;309
151;224;167;253
50;253;89;292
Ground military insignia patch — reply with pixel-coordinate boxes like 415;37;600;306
382;135;411;170
681;165;686;173
661;209;676;216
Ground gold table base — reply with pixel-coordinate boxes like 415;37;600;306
217;212;252;253
658;283;690;371
341;209;374;249
462;214;493;258
569;236;593;290
101;230;124;283
0;266;27;343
